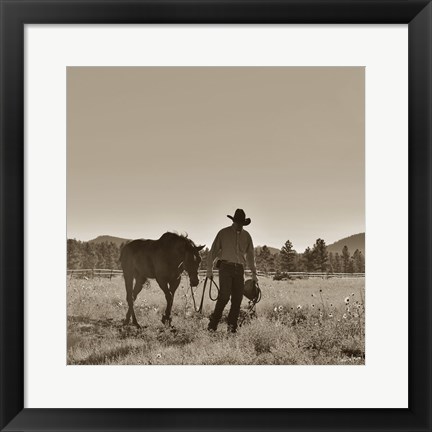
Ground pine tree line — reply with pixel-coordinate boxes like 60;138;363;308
198;239;365;275
273;239;365;275
67;238;365;275
67;239;125;270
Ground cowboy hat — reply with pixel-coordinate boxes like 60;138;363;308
227;209;251;226
243;279;260;302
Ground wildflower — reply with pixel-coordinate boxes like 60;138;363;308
278;305;284;311
311;293;315;297
330;303;333;307
328;313;333;318
297;305;302;310
342;313;347;319
273;306;278;312
319;289;322;292
156;353;162;359
344;297;350;304
319;312;323;318
351;292;355;296
311;304;315;308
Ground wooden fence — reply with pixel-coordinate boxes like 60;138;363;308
274;271;365;279
198;270;364;279
68;268;365;280
67;268;123;279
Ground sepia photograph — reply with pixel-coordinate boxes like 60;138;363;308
67;66;365;365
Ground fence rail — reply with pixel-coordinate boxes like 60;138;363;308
67;268;123;279
68;268;365;280
198;270;364;278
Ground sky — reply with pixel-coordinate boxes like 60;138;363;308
67;67;364;252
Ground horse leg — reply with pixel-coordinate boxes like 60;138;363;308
156;278;173;326
129;289;140;328
124;273;140;328
133;276;146;301
165;276;181;324
123;272;133;326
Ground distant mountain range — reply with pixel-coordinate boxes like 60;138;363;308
326;233;365;254
255;246;280;255
88;232;365;255
89;235;130;247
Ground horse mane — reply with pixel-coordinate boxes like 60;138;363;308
159;231;197;250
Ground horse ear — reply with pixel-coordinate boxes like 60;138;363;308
195;245;205;251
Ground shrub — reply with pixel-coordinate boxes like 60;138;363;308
273;271;290;281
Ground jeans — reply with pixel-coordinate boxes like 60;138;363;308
209;262;244;331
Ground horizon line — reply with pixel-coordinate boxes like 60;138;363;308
67;231;365;252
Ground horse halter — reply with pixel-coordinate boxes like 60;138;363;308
178;246;200;275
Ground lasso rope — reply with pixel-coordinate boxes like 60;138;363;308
189;276;262;325
189;276;220;313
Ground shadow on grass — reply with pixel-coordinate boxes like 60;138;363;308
68;315;152;340
74;344;137;365
68;315;120;328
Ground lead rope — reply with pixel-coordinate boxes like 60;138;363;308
189;276;261;325
190;277;219;314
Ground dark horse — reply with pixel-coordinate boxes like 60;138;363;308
120;232;204;327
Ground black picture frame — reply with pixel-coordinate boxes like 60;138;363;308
1;1;431;431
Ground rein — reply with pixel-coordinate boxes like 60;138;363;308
190;277;220;314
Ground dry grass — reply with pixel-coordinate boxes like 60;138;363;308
67;275;365;365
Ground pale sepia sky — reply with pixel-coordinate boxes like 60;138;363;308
67;67;364;252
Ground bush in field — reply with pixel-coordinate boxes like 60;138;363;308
273;271;290;281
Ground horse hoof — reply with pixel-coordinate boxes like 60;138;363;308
123;320;130;326
133;323;141;329
161;315;172;326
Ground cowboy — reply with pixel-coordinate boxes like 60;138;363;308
206;209;258;333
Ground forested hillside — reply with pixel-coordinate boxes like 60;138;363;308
68;235;365;274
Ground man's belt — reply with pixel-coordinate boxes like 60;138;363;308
220;260;244;269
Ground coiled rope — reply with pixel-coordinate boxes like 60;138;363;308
190;276;220;313
189;276;262;326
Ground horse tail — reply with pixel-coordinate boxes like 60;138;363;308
119;241;129;269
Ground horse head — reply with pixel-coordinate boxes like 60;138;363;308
184;244;205;287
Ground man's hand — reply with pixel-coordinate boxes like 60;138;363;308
252;273;258;282
206;270;213;279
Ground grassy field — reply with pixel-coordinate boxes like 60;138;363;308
67;275;365;365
